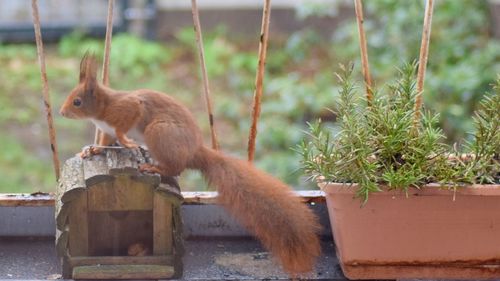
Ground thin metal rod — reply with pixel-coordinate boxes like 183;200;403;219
191;0;219;150
94;0;115;144
413;0;434;128
247;0;272;162
31;0;61;181
354;0;373;103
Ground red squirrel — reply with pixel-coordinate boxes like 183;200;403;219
59;54;321;275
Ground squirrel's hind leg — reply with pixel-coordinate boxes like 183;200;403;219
143;121;201;176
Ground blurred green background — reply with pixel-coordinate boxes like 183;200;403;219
1;0;499;193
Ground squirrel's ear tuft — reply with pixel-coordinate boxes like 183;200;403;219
79;51;98;84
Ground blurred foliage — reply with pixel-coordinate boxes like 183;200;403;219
330;0;500;143
464;79;500;184
0;0;499;192
0;134;53;193
59;31;172;86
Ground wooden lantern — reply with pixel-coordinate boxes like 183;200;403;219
56;147;183;279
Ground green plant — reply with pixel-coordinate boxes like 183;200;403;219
331;0;500;143
298;63;500;202
464;78;500;183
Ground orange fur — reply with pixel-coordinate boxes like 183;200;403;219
60;54;321;275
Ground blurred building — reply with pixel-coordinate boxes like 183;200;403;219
1;0;499;43
0;0;350;42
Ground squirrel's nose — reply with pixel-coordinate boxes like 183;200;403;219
59;109;66;117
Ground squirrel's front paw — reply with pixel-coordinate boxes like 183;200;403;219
122;141;139;149
78;146;104;158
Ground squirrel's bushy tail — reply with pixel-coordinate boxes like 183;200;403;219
189;146;321;274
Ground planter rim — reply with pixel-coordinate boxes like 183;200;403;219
319;182;500;196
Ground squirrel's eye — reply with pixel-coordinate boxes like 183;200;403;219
73;98;82;107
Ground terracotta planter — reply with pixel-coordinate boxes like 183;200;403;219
320;182;500;280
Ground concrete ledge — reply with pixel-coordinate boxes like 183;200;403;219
0;191;331;238
0;204;332;238
0;237;343;280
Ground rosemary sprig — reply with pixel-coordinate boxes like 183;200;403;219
298;65;500;202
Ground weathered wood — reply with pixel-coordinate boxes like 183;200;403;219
106;147;145;172
56;155;85;279
62;255;72;279
141;147;154;161
157;182;182;197
154;193;173;255
88;176;153;212
56;203;69;231
181;190;326;204
107;148;142;176
132;173;161;186
55;185;64;230
57;191;79;242
56;146;185;279
59;156;85;192
0;193;54;207
83;153;109;185
55;229;69;257
70;256;173;267
181;191;218;204
61;188;87;204
86;174;115;187
88;210;152;256
72;264;174;279
296;190;327;204
11;190;323;206
68;190;88;256
156;193;182;208
109;166;140;176
172;201;184;278
156;184;183;207
58;156;85;204
161;176;181;190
